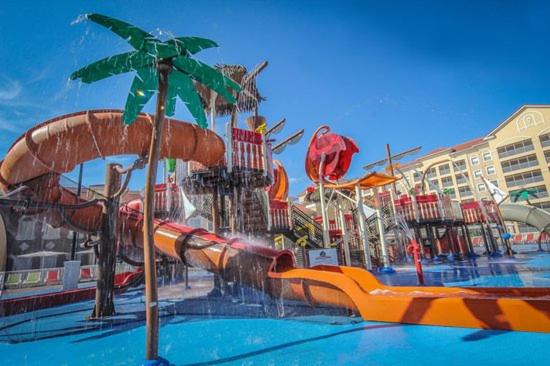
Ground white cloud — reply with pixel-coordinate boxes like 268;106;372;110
0;74;53;111
0;76;22;100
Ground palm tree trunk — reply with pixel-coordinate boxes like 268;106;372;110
143;61;171;360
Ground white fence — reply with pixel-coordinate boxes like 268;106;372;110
0;262;137;291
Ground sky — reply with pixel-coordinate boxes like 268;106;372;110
1;0;550;196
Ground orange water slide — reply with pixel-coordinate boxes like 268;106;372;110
0;109;224;231
118;210;550;332
271;266;550;332
1;110;549;332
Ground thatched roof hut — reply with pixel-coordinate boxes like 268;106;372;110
195;62;267;117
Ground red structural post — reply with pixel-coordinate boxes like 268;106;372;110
407;239;425;285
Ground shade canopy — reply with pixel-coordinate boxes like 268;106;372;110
324;172;399;191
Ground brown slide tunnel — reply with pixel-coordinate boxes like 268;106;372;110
0;109;225;232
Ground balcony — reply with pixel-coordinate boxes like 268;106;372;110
497;139;534;159
500;154;539;174
393;194;464;223
505;169;543;188
539;133;550;149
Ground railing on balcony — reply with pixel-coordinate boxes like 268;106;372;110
393;193;464;223
231;127;265;171
154;183;181;214
188;125;269;177
461;200;499;224
270;200;290;230
313;213;356;241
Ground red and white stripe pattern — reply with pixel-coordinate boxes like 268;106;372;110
232;128;264;171
154;183;180;213
270;200;291;230
394;194;446;221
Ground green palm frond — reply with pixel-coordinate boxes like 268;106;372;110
510;188;539;202
166;37;218;55
123;68;158;124
72;13;241;127
442;188;455;195
173;56;239;103
166;71;207;128
86;13;158;51
70;51;155;83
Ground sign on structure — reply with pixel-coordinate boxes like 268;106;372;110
308;248;338;266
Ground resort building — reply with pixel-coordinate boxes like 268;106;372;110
397;105;550;234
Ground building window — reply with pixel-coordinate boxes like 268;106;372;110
491;180;499;187
544;150;550;163
455;173;469;185
482;151;492;161
505;169;543;188
438;164;450;176
453;160;466;171
540;133;550;149
441;176;453;188
500;154;539;173
486;165;496;175
470;156;480;166
458;185;472;197
426;168;437;179
413;171;422;182
477;183;486;192
474;170;482;179
428;179;439;190
497;138;534;159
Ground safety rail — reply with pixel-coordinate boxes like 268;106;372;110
313;214;356;240
154;183;181;214
290;205;324;248
187;126;269;176
231;127;266;171
393;193;464;223
461;200;499;224
270;200;291;230
0;262;137;291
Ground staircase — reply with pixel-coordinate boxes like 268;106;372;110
283;205;324;249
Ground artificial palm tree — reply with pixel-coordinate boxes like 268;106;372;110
71;13;240;362
510;187;539;205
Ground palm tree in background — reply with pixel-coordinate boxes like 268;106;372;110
71;13;240;362
510;187;539;205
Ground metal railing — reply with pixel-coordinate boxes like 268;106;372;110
289;205;324;248
0;262;138;291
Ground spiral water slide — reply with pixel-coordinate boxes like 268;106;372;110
500;203;550;234
1;110;549;332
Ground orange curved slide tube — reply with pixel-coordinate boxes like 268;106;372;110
119;207;550;333
0;109;224;231
270;266;550;333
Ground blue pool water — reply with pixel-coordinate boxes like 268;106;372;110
1;252;549;365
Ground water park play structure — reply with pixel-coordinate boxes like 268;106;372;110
0;108;549;333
